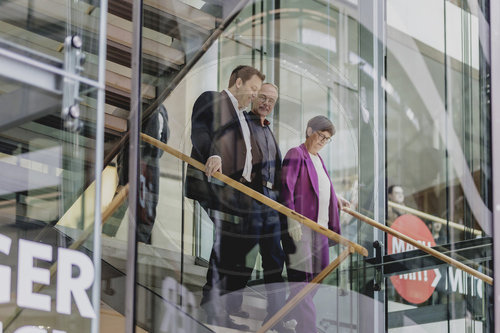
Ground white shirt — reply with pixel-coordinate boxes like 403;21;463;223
309;153;331;228
224;89;252;182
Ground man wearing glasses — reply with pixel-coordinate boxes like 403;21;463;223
244;83;295;332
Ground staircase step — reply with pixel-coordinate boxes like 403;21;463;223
144;0;216;31
0;0;219;123
101;236;208;288
0;21;157;111
109;0;215;41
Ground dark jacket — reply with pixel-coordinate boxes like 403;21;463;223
245;111;283;193
185;90;261;215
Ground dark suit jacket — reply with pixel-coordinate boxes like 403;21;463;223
186;90;262;214
245;111;282;193
245;111;296;255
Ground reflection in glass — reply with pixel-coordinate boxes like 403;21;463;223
385;0;492;331
117;0;495;332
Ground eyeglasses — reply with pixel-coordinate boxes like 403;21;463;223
316;131;332;143
257;94;276;105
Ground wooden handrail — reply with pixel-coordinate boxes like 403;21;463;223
343;207;493;285
257;247;354;333
141;133;493;285
140;133;368;257
388;201;483;236
2;185;130;330
141;133;492;297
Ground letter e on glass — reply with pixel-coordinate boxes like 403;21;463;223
17;239;52;312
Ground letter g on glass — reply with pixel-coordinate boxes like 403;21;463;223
0;233;12;304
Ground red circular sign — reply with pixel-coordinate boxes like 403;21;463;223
388;214;436;304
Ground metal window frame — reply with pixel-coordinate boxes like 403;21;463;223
491;0;500;331
358;0;386;331
91;0;108;332
125;0;143;332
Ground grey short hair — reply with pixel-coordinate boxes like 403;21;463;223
262;82;279;92
306;115;335;138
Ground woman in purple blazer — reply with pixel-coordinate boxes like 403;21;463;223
280;115;349;333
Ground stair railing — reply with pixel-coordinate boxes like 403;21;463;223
140;133;368;257
388;200;483;236
140;133;493;333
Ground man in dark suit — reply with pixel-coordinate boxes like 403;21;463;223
186;65;265;330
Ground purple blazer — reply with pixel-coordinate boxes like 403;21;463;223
280;144;340;273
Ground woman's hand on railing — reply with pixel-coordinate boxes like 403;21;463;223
287;217;303;242
337;195;351;210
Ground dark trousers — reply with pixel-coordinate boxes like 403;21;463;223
200;188;285;319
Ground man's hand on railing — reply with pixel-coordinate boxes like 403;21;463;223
287;217;303;242
205;155;222;179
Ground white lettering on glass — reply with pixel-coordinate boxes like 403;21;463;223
1;324;67;333
392;238;406;253
160;277;196;333
0;234;12;303
56;248;96;318
17;240;52;312
0;234;98;321
13;326;47;333
11;327;67;333
448;266;464;294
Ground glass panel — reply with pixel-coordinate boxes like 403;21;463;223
130;0;493;332
0;0;102;80
385;0;492;331
0;77;102;331
130;1;259;332
131;0;365;331
0;0;125;330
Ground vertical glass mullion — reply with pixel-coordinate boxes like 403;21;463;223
90;0;108;332
490;0;500;330
479;0;491;215
358;0;385;331
443;2;453;331
125;0;143;332
461;3;474;237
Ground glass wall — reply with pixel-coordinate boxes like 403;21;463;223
0;0;110;332
0;0;490;332
129;1;257;332
385;0;492;331
128;0;493;332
